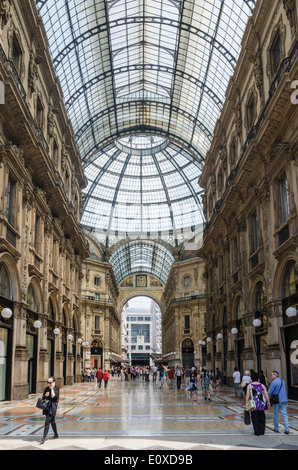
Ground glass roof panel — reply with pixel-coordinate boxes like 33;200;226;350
110;240;175;284
81;136;204;245
36;0;255;163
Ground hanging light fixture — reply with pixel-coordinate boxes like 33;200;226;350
67;334;74;341
77;338;83;344
206;337;212;343
33;320;42;329
53;328;61;335
217;333;223;340
286;307;297;318
253;319;262;327
231;328;238;335
1;308;13;319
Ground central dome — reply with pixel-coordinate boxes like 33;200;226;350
81;135;204;246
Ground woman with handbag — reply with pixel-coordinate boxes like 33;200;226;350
39;376;59;444
246;371;270;436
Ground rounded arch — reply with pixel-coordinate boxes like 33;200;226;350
73;309;79;333
47;293;58;321
120;291;163;314
0;253;21;301
248;275;267;312
231;292;245;321
273;252;298;299
27;276;43;313
62;302;71;328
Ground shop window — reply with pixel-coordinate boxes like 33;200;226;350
0;263;11;299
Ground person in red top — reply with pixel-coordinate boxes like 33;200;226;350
167;367;175;390
103;370;110;388
96;368;104;389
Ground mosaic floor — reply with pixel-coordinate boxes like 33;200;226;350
1;377;298;450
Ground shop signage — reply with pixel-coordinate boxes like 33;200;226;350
290;340;298;365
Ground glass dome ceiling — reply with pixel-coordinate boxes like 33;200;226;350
35;0;256;248
81;135;204;244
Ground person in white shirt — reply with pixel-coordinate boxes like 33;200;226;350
152;365;158;383
233;367;241;397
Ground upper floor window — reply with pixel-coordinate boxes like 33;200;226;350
0;263;11;299
6;175;16;226
280;175;290;225
271;33;282;75
11;35;22;75
250;211;259;254
230;139;236;167
246;94;256;128
232;236;239;271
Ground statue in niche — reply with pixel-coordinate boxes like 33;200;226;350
0;0;11;29
283;0;297;31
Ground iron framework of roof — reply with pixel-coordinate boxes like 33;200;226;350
35;0;256;282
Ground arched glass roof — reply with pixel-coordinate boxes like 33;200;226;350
82;135;204;245
110;239;175;284
35;0;255;163
35;0;256;249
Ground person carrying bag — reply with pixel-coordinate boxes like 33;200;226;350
39;376;59;444
245;372;270;436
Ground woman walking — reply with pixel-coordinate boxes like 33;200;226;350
39;376;59;444
202;371;211;402
246;371;270;436
189;372;198;401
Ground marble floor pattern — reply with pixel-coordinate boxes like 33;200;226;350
1;377;298;450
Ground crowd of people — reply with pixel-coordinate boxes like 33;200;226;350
38;364;290;444
81;364;291;436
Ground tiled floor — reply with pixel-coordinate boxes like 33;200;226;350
1;377;298;450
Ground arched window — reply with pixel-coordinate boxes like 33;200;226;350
27;284;37;312
283;261;298;298
48;297;56;320
236;297;244;320
0;263;11;299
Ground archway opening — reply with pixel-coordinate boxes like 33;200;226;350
122;296;162;367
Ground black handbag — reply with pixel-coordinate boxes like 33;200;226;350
270;380;283;405
36;398;51;411
244;410;251;425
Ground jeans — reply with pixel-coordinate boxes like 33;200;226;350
234;383;240;397
273;402;289;431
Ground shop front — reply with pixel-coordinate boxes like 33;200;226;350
0;299;13;401
282;261;298;400
26;311;38;394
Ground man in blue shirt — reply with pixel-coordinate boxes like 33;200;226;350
268;371;290;434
